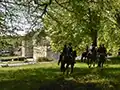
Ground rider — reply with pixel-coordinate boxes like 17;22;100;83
58;44;67;64
81;45;89;62
97;44;107;56
67;43;73;59
58;45;67;72
63;44;68;56
97;44;107;67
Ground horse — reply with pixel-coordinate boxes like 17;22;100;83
64;50;77;74
81;51;88;62
97;53;106;69
58;51;77;75
87;51;96;68
97;45;107;69
86;47;97;68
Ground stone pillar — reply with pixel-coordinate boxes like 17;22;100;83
22;40;25;57
21;40;33;58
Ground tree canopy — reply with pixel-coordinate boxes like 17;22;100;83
43;0;120;55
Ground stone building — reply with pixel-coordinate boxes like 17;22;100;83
33;38;59;61
21;40;33;58
21;38;59;62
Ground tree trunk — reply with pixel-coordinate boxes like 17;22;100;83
92;30;98;46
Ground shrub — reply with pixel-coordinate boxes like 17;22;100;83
37;57;53;62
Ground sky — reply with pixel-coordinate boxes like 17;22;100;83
0;0;43;36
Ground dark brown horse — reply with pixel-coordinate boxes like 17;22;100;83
81;46;97;68
58;51;77;75
81;51;88;62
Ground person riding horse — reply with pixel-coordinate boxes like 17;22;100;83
58;43;76;74
87;44;97;68
58;45;67;72
81;46;89;62
97;44;107;68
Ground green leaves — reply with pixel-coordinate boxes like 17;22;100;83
43;0;120;55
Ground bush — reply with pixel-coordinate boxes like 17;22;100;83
37;57;53;62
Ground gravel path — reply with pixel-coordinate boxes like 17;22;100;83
0;61;37;67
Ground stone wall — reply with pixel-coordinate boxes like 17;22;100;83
21;39;60;61
33;46;60;61
33;46;47;61
21;40;33;58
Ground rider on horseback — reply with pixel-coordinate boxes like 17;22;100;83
58;43;75;73
58;45;67;71
87;44;97;68
97;44;107;67
58;45;67;64
81;45;89;62
67;43;73;58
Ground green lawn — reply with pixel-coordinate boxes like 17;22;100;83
0;62;120;90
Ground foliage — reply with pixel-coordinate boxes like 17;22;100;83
0;35;22;50
0;0;52;35
43;0;120;55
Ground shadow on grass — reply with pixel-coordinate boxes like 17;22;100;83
76;56;120;64
106;56;120;64
0;65;120;90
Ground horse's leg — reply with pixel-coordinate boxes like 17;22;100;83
81;55;83;62
87;58;89;66
93;61;95;67
87;56;90;68
89;58;92;68
60;61;64;72
101;62;103;69
93;58;96;67
101;57;105;69
61;62;65;74
65;63;70;75
70;64;74;74
88;58;91;68
98;58;101;67
84;56;87;63
89;60;91;68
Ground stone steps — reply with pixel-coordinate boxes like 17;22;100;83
0;61;36;67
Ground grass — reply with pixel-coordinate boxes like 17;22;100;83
0;61;120;90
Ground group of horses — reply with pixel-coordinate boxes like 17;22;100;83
58;46;107;75
81;48;106;69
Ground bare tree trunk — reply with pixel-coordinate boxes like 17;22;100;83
92;30;98;46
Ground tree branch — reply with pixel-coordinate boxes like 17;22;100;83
55;0;74;13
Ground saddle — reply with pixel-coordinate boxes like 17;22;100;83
62;53;74;64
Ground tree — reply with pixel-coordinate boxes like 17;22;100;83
0;0;52;35
43;0;120;54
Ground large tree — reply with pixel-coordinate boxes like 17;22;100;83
43;0;120;54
